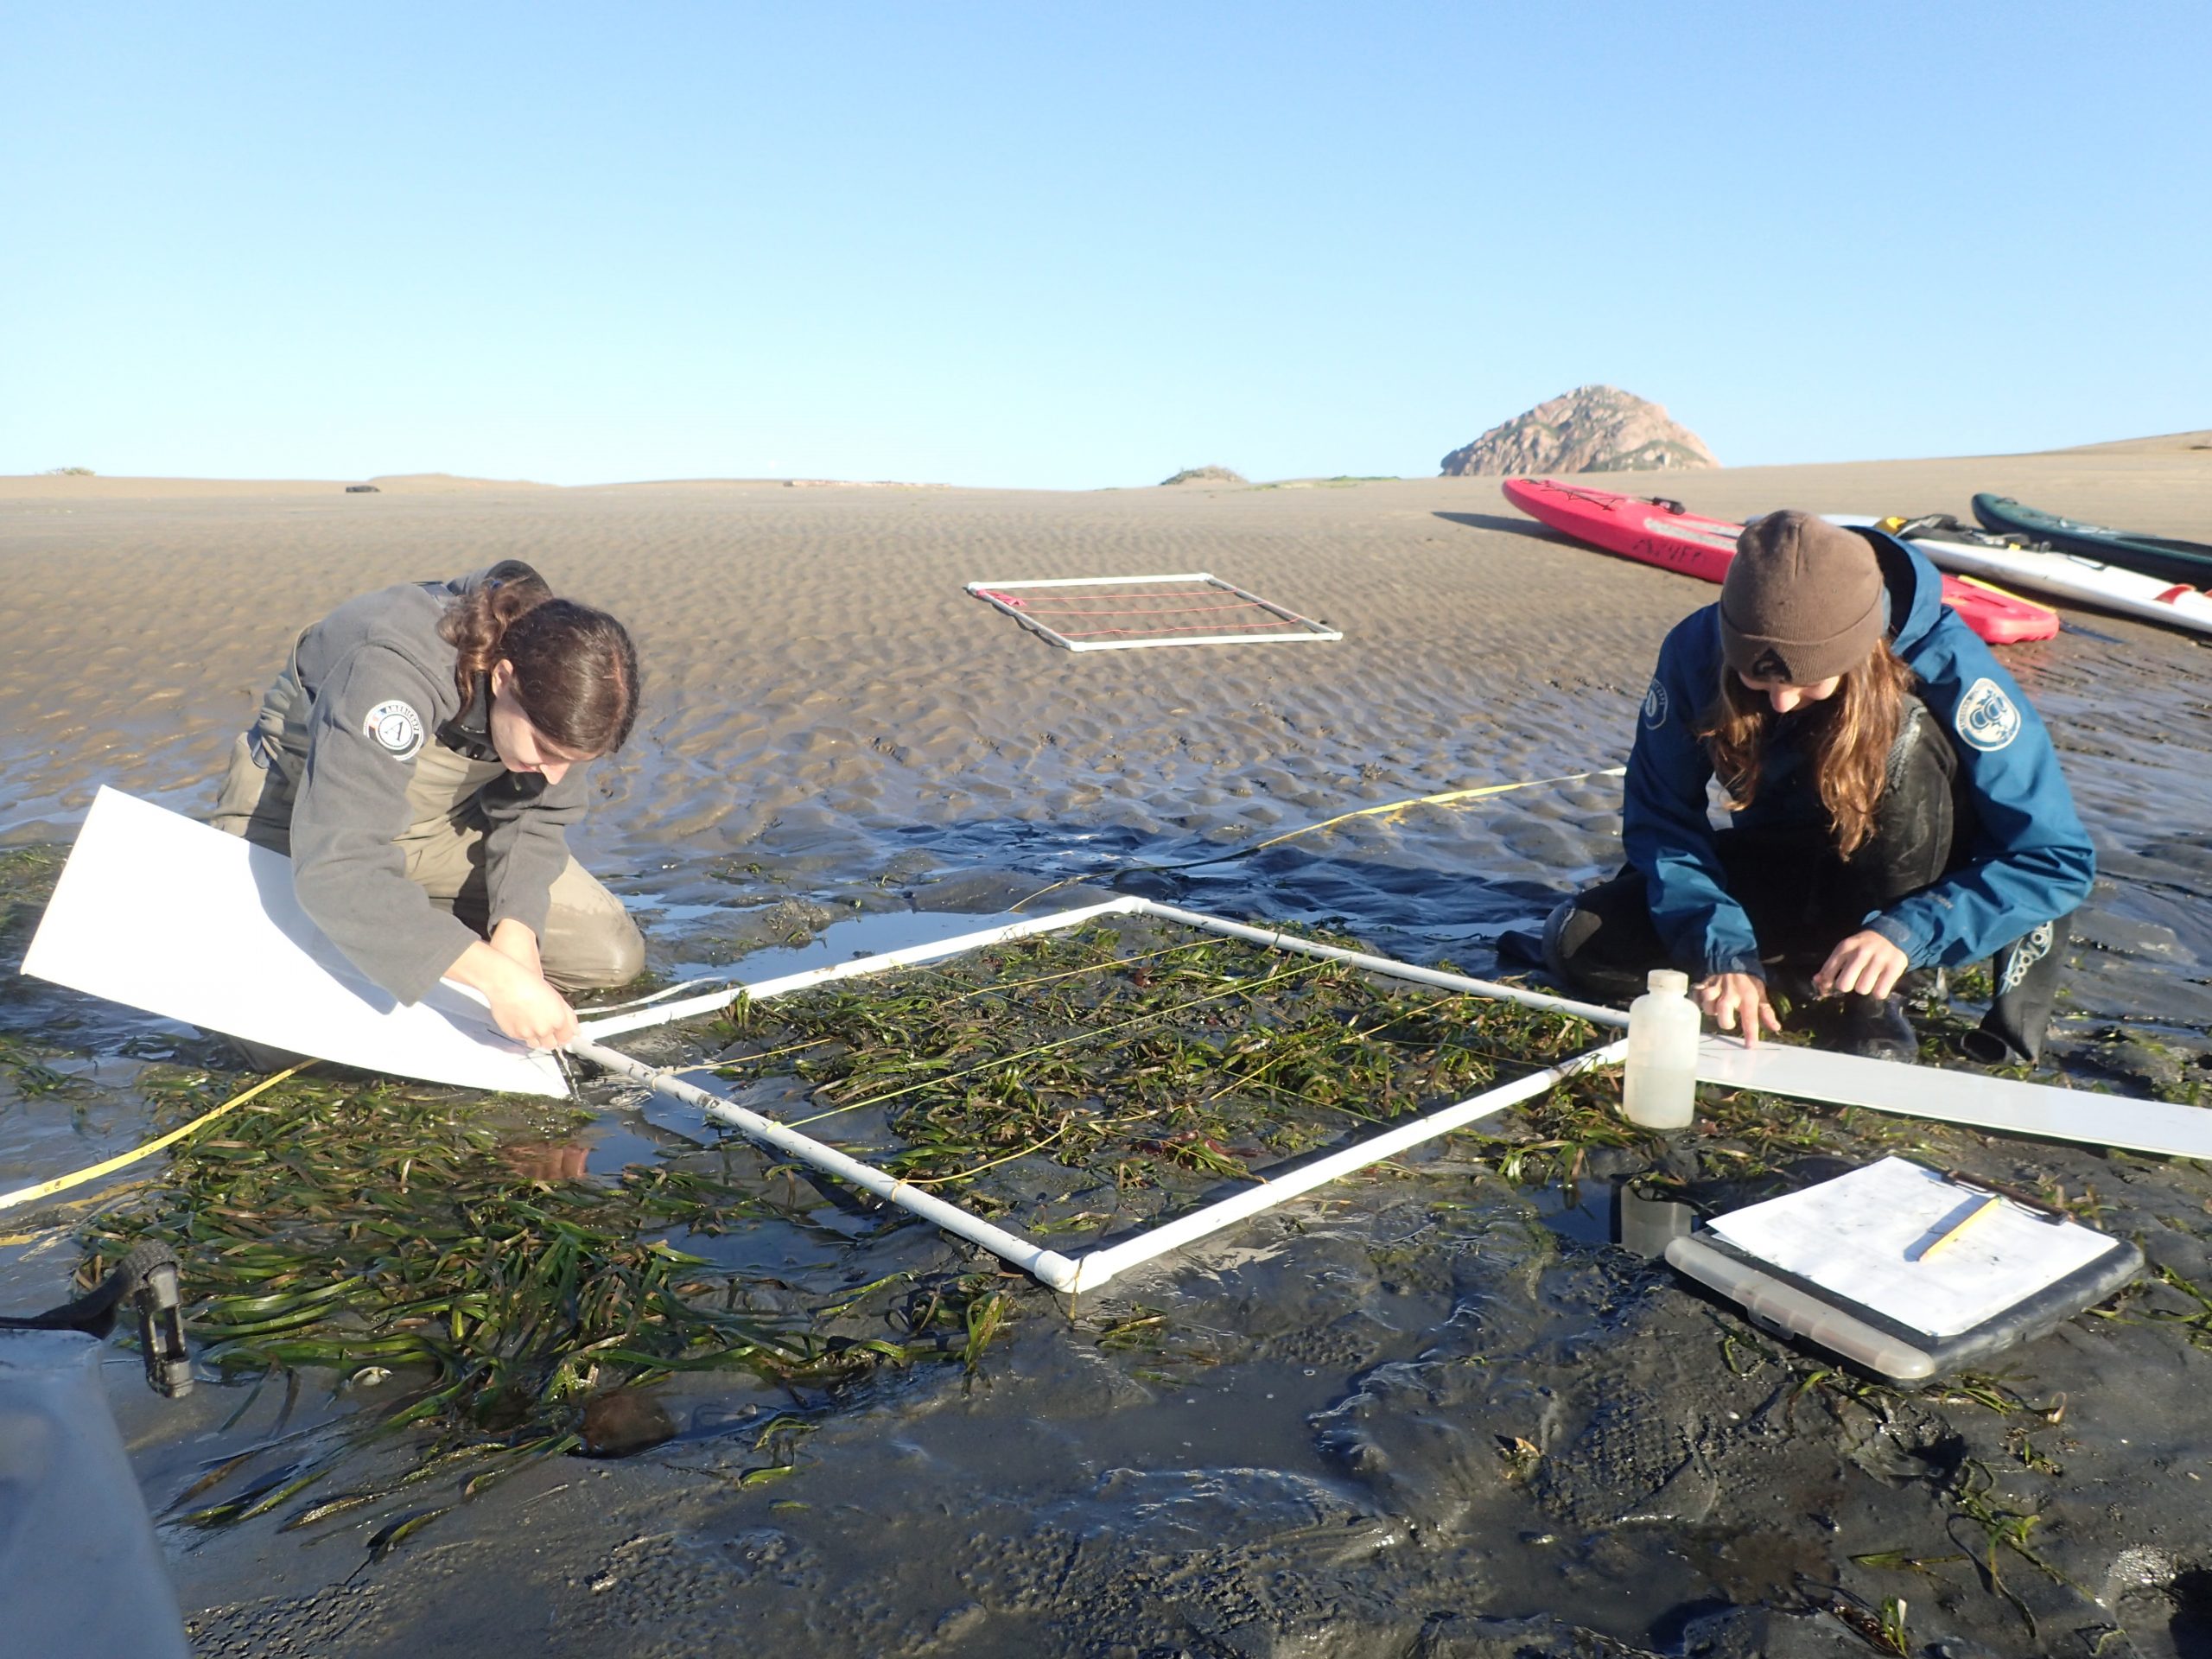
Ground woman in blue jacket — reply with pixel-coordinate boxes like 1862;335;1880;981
1544;511;2093;1063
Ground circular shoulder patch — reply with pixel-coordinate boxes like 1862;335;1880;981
1953;677;2021;753
363;698;425;761
1641;677;1669;731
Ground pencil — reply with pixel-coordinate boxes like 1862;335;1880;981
1940;1168;2068;1224
1919;1195;2005;1262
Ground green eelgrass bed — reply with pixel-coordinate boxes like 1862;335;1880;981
75;914;1817;1545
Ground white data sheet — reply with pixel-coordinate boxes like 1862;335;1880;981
20;788;567;1097
1707;1156;2117;1339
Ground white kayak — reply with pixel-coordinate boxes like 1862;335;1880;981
1827;513;2212;638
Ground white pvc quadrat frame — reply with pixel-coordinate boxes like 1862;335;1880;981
964;572;1344;652
571;896;1626;1296
569;897;2212;1297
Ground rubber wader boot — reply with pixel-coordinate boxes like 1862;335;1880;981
1957;913;2070;1065
1541;896;1652;1005
1834;992;1918;1063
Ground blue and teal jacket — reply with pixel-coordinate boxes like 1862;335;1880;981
1622;530;2094;978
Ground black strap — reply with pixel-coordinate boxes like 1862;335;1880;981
0;1242;192;1396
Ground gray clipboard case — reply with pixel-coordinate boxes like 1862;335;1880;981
1666;1228;2143;1388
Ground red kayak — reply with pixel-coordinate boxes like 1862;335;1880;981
1501;477;2060;646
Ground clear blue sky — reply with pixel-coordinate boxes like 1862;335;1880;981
4;3;2205;489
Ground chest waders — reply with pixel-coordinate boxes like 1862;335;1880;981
208;634;508;855
207;643;645;992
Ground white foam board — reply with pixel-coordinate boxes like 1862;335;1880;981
20;788;566;1097
1695;1035;2212;1161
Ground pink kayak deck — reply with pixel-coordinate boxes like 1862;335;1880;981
1501;478;2059;646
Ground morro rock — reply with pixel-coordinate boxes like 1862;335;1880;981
1440;385;1718;476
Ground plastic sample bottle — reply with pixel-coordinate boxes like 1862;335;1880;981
1623;969;1699;1130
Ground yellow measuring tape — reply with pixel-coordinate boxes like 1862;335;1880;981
0;1064;307;1215
1231;764;1629;857
1011;763;1627;910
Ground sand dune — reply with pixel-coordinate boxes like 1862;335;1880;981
2050;427;2212;455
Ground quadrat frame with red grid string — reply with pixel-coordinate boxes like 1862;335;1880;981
964;571;1343;651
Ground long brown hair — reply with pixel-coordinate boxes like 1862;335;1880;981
439;563;641;754
1700;639;1916;855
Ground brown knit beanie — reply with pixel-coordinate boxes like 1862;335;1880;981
1720;512;1885;683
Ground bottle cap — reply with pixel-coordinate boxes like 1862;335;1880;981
1647;969;1689;995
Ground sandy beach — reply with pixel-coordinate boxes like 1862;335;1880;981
5;442;2212;1656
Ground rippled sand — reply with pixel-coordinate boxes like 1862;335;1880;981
8;448;2211;977
8;440;2208;871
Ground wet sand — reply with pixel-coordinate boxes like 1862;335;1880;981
4;443;2211;1656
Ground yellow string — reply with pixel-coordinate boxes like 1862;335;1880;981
0;1065;308;1214
1235;765;1628;855
658;1035;834;1079
1008;763;1626;910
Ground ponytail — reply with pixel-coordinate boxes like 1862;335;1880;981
439;561;553;694
439;563;642;755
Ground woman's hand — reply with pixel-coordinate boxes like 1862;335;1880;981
1815;930;1910;1000
484;971;578;1052
1695;971;1781;1046
448;937;579;1051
